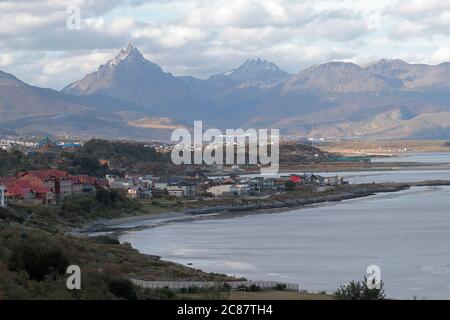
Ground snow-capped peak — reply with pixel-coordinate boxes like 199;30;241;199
107;43;143;67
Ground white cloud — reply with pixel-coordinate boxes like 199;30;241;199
0;54;14;67
0;0;448;89
431;47;450;64
85;16;136;35
133;25;208;48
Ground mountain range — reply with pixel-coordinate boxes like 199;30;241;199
1;43;450;140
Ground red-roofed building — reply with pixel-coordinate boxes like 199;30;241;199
0;176;15;188
16;169;73;202
289;174;303;184
72;175;109;193
5;180;54;205
2;169;108;206
5;185;34;201
70;176;84;194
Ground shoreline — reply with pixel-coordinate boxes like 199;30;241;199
232;161;450;176
80;180;450;235
75;179;450;298
278;162;450;173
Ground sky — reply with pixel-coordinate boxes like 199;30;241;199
0;0;449;90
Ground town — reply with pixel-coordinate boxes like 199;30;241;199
0;168;346;208
0;137;346;208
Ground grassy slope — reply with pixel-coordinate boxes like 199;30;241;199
0;191;235;299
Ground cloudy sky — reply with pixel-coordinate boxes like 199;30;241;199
0;0;449;89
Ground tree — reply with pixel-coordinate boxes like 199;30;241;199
95;189;112;206
335;277;385;300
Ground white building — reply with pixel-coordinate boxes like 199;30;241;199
127;186;152;199
235;184;250;195
106;174;120;184
167;187;184;197
167;183;196;198
154;181;169;190
207;184;239;197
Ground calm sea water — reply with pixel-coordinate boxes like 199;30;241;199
372;152;450;164
247;152;450;184
120;153;450;299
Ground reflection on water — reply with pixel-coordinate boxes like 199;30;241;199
121;186;450;299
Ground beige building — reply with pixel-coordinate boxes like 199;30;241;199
207;184;239;197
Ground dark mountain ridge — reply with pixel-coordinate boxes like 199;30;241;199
1;45;449;140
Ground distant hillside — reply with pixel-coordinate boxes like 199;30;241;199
0;69;185;140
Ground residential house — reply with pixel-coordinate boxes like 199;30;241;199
127;186;152;199
289;174;303;184
154;176;185;190
302;173;325;185
137;175;157;189
324;176;345;186
245;177;275;194
78;175;109;192
106;174;120;184
246;178;262;194
167;181;196;198
207;184;239;197
234;184;250;195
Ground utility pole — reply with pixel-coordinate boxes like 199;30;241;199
0;185;6;208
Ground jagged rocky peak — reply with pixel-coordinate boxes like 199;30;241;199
241;57;276;68
239;58;288;74
107;43;144;67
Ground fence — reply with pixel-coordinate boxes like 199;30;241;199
131;279;299;291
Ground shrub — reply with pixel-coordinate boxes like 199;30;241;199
96;189;112;206
284;180;297;191
335;277;385;300
108;278;138;300
183;286;202;294
7;242;70;281
140;288;175;300
249;284;261;292
274;283;287;291
92;236;120;245
0;208;25;223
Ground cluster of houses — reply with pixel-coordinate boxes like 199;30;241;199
0;169;108;206
0;137;83;153
106;172;346;200
0;168;346;207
